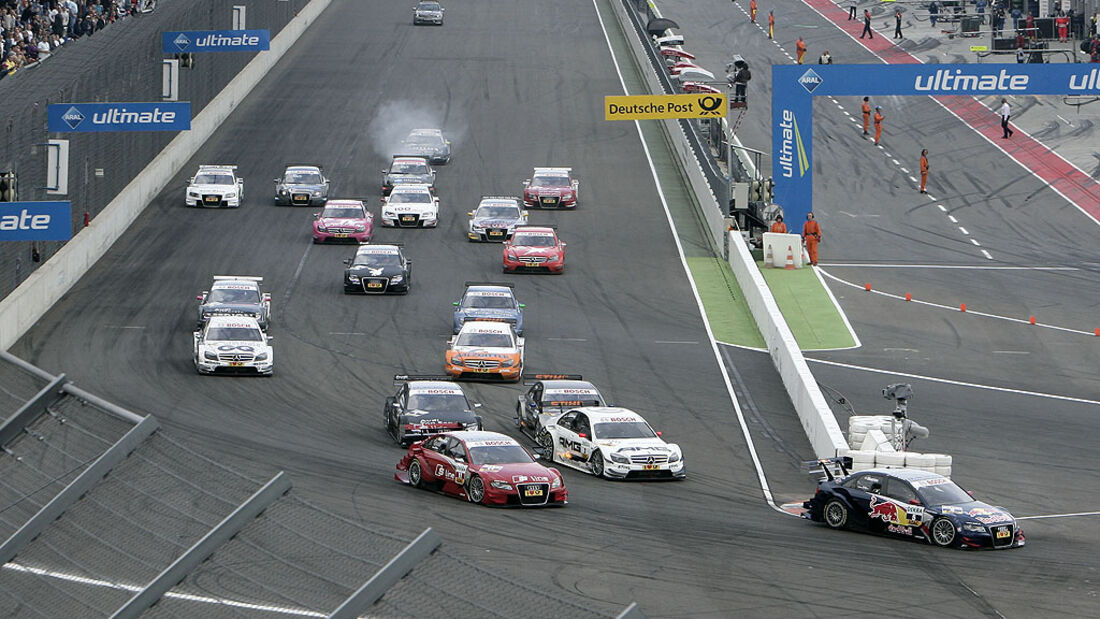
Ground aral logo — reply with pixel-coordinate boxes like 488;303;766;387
173;32;190;51
798;68;823;93
62;106;85;130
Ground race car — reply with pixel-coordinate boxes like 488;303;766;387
514;374;606;443
412;0;444;25
467;196;527;242
395;431;567;507
193;315;273;376
196;276;271;331
400;128;451;164
313;199;373;244
444;320;524;381
801;460;1025;549
384;375;482;446
381;184;439;228
452;281;524;335
503;226;565;274
273;164;328;206
522;167;578;209
381;155;435;196
343;244;412;294
185;165;244;208
538;407;686;480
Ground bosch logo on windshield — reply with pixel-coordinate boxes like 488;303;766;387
216;345;255;352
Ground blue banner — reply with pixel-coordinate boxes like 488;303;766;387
0;202;71;242
772;64;1100;226
162;29;271;53
48;102;191;133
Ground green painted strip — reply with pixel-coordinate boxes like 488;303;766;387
687;257;765;348
759;262;856;350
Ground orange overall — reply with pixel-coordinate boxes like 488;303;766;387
802;220;821;266
750;0;757;22
919;155;929;192
873;110;883;144
796;38;807;64
768;12;775;38
861;101;871;134
770;221;787;234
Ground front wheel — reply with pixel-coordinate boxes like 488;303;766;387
823;499;849;529
537;429;553;454
408;459;424;488
466;475;486;504
590;450;605;478
931;517;957;547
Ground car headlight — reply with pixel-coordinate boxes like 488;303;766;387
500;359;515;367
316;225;327;232
490;480;514;490
609;451;630;464
278;188;287;195
203;351;218;360
348;274;360;283
551;475;562;489
506;253;518;260
668;450;681;463
354;225;366;232
563;192;574;199
255;352;269;361
188;191;199;198
224;192;236;199
451;357;465;367
390;275;404;284
383;210;394;218
471;223;483;230
962;521;985;533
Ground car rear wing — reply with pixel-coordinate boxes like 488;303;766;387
802;457;852;483
284;163;323;170
513;224;557;230
480;196;522;201
394;374;457;384
522;373;583;384
392;154;431;161
198;164;238;170
212;275;263;282
532;167;572;174
464;281;514;288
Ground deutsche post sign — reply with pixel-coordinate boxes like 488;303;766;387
605;94;727;120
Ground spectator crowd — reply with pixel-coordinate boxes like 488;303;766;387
2;0;147;79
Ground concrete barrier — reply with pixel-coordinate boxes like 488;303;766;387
0;0;333;351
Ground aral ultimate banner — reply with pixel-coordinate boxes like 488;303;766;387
162;29;271;53
48;102;191;133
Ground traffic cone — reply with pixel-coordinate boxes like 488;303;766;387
764;243;773;267
784;245;796;270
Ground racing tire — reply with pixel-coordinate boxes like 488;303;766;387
466;475;486;504
590;450;606;478
408;459;424;488
823;499;849;529
537;430;554;458
930;517;957;547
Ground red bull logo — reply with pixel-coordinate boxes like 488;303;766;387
869;496;925;526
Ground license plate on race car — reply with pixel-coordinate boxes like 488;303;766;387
204;196;219;203
472;368;491;373
367;282;383;289
293;194;308;202
488;230;503;237
401;215;415;222
541;197;555;203
334;233;349;238
228;361;244;367
644;464;660;470
524;488;543;497
996;528;1010;539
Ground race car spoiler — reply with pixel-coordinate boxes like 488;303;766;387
394;374;457;384
198;164;238;170
212;275;263;282
522;373;583;384
392;154;431;160
533;167;572;173
464;281;514;288
513;224;557;230
284;163;323;170
363;241;404;247
802;457;852;482
481;196;522;201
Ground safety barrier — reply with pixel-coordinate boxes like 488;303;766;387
0;0;333;351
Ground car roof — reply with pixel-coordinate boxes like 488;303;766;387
407;128;443;136
860;468;945;482
355;244;401;255
323;199;365;207
540;380;600;392
458;320;513;334
390;184;432;193
564;406;643;421
453;430;519;445
513;226;555;235
285;165;321;172
532;167;571;175
210;280;260;290
392;155;429;163
465;285;514;295
408;381;465;393
478;196;520;204
206;315;262;328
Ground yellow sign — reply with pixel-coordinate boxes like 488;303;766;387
605;94;727;120
970;45;988;52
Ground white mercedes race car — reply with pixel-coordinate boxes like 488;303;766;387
538;406;685;480
381;184;439;228
193;315;273;376
186;164;244;208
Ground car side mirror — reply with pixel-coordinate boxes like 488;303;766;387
266;335;274;342
561;242;567;247
522;210;529;217
908;499;921;506
967;490;975;497
196;294;204;301
453;301;459;306
343;258;351;265
188;177;194;183
466;212;473;217
578;432;587;439
313;213;320;218
454;454;465;462
532;452;542;460
273;178;280;183
523;180;530;186
656;431;662;436
518;303;526;308
262;293;271;302
473;402;483;408
406;259;413;265
434;198;440;203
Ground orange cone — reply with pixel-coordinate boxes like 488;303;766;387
765;244;774;267
960;303;967;312
905;293;912;301
1029;316;1036;325
784;245;796;270
865;283;872;291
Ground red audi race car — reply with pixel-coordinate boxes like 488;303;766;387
502;226;565;274
522;167;578;209
395;431;567;506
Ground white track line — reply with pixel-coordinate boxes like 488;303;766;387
819;263;1077;270
810;265;862;350
1016;510;1100;521
593;0;781;512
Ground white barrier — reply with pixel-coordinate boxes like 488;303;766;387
0;0;333;351
761;232;804;269
726;231;849;458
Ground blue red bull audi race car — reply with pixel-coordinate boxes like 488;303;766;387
802;459;1024;549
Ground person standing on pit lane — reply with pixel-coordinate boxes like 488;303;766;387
873;106;884;145
861;8;874;38
919;149;929;194
770;215;787;233
796;36;807;63
999;98;1014;138
894;8;903;39
750;0;757;22
768;10;775;39
802;213;822;266
862;96;871;135
849;0;857;21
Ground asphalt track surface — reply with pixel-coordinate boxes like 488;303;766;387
8;0;1100;617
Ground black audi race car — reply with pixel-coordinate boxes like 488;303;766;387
343;244;411;294
802;459;1024;550
384;375;482;446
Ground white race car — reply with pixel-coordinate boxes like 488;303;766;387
186;164;244;208
193;315;273;376
538;407;685;480
381;184;439;228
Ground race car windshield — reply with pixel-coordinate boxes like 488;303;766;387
455;332;512;348
285;172;322;184
406;133;442;145
544;397;602;408
476;205;519;219
407;393;468;411
207;289;260;304
464;295;514;309
353;254;401;267
194;173;234;185
593;421;656;440
469;445;533;465
513;234;555;247
532;175;569;187
389;192;431;204
205;327;263;341
393;162;429;174
915;480;973;506
321;206;364;219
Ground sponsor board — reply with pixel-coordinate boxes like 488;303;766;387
605;94;727;120
162;29;271;53
49;102;190;133
0;202;72;242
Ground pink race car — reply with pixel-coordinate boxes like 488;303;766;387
312;199;374;244
503;226;565;274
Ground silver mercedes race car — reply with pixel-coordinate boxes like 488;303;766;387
274;164;329;206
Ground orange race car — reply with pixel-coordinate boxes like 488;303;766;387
444;320;524;381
